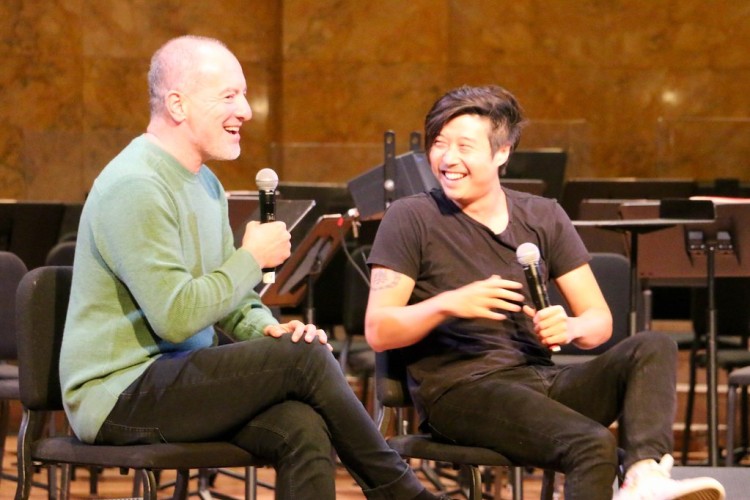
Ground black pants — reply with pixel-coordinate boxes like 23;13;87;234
97;335;424;500
426;331;677;500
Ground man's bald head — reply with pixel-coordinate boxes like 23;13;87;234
147;35;231;117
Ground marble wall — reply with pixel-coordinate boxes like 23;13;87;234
1;0;749;202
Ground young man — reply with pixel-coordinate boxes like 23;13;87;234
60;35;448;500
365;85;725;500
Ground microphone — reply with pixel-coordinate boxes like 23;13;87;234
515;242;560;352
255;168;279;284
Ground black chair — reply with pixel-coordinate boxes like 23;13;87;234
375;348;555;500
682;278;750;465
0;252;28;486
338;244;375;408
44;241;76;267
549;252;631;365
726;364;750;466
14;266;268;500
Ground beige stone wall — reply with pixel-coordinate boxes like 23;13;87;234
1;0;749;202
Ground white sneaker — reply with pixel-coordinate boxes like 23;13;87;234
614;454;725;500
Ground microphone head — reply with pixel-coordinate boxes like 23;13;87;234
516;242;541;266
255;168;279;192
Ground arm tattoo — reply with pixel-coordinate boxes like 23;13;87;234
371;268;401;291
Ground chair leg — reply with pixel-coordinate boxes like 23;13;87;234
172;469;191;500
139;469;160;500
57;464;70;500
0;399;9;484
741;385;749;456
540;469;556;500
510;466;523;500
681;342;700;465
465;465;482;500
727;382;737;466
245;466;257;500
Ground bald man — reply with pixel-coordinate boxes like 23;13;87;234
60;35;447;500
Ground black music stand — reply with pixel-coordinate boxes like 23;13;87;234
260;215;352;324
573;216;714;338
619;199;750;466
0;201;67;269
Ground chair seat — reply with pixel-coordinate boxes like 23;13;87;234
728;365;750;386
387;434;515;467
0;363;19;379
695;349;750;370
32;436;266;470
0;378;19;399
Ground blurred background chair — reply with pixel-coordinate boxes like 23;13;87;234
725;364;750;466
0;251;28;486
549;252;631;365
681;278;750;465
44;241;76;267
14;266;267;500
338;243;375;410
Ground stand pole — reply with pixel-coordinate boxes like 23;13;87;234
628;231;639;337
706;243;719;466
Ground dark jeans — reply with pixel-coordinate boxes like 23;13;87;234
96;335;424;500
426;331;677;500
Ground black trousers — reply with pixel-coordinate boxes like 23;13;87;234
427;331;678;500
97;335;424;500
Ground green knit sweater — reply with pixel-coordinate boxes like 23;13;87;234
60;135;278;443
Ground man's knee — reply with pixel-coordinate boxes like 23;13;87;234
564;425;618;472
633;330;677;364
235;401;332;462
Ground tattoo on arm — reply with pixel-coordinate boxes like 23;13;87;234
370;268;400;291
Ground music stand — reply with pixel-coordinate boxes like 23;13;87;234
573;217;714;337
0;201;67;269
618;199;750;465
226;193;316;249
503;148;567;200
260;215;352;324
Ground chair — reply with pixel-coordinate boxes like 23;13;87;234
682;278;750;465
44;241;76;266
375;348;555;500
726;364;750;466
0;252;28;485
14;266;267;500
339;244;375;407
549;252;631;365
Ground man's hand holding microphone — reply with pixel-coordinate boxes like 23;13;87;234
240;168;290;282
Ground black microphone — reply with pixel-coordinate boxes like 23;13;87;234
516;242;560;352
255;168;279;284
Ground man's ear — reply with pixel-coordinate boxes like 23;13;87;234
165;90;187;123
493;144;511;169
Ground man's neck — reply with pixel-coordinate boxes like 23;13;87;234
145;122;202;174
462;187;509;234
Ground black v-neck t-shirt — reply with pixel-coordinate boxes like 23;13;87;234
368;188;590;418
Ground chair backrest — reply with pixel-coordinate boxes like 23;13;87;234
341;244;371;336
0;251;28;360
375;348;413;409
691;277;750;339
549;252;631;355
15;265;73;411
45;240;76;266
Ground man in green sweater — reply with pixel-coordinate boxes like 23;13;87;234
60;35;446;500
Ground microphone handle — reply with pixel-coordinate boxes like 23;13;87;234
259;189;276;223
523;263;550;310
523;263;560;352
259;189;276;283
